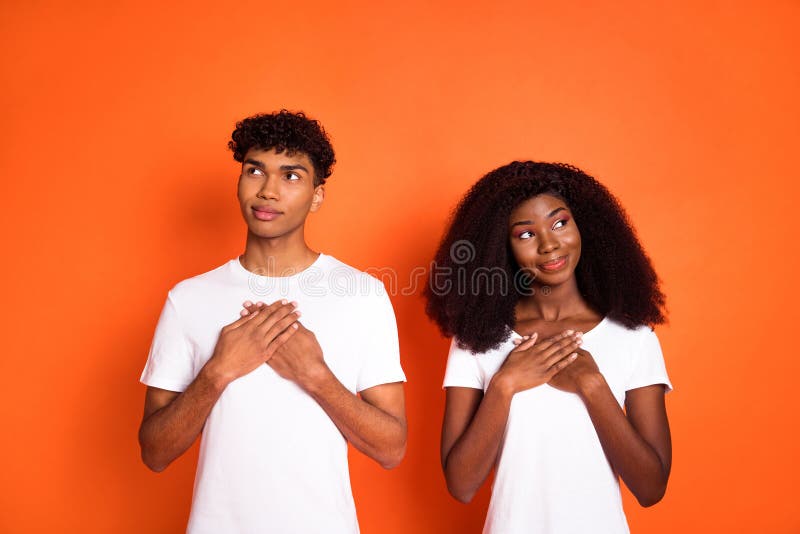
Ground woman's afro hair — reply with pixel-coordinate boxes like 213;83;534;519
424;161;666;354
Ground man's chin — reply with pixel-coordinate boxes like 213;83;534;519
246;222;301;240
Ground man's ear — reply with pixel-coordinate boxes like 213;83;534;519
310;184;325;212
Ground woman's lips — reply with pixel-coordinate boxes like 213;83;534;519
538;256;567;272
252;207;282;221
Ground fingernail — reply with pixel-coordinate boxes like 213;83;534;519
291;301;298;308
280;299;288;305
565;330;574;335
244;300;252;306
571;353;578;359
256;302;264;307
295;310;302;317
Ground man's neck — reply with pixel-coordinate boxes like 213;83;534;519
239;232;320;277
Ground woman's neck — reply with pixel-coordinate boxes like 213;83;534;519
517;277;593;322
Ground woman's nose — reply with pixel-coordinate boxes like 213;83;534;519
538;233;559;254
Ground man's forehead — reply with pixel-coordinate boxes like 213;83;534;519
244;147;313;166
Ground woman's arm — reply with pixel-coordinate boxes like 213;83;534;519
550;349;672;506
441;332;581;502
582;378;671;506
441;382;511;502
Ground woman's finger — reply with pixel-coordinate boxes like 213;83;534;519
542;336;582;366
511;332;538;352
546;352;578;377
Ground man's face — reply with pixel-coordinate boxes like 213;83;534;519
237;148;324;240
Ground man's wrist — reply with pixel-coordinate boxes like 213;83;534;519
300;362;335;396
200;359;233;393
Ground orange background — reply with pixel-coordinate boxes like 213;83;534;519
1;1;798;532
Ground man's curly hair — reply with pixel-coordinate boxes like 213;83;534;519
228;110;336;185
424;161;666;354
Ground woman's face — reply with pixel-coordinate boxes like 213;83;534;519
508;193;581;288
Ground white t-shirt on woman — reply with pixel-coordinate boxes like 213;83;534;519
443;317;671;534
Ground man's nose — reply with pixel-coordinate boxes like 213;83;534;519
257;175;280;200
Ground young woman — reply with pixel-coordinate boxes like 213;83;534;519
425;161;672;534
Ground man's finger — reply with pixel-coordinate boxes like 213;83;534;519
256;302;298;330
264;323;299;361
263;310;302;343
225;309;260;330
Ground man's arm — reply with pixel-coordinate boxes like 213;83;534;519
138;301;300;472
306;376;406;469
138;372;226;472
252;314;407;469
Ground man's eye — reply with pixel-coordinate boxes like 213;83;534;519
247;167;264;176
286;172;300;181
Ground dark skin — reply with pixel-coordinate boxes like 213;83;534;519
441;194;671;506
139;148;407;472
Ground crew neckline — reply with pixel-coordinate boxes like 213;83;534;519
231;253;328;280
510;316;608;341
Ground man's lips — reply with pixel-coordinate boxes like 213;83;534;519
252;206;282;221
538;256;568;272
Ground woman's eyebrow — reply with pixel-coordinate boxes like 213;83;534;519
510;207;567;228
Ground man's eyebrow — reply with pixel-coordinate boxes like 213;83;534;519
279;164;309;173
243;158;265;168
510;208;567;228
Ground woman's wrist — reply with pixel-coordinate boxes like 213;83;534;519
488;371;516;399
576;371;608;401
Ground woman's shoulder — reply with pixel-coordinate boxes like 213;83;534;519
590;318;660;355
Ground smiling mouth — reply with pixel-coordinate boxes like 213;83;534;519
538;256;568;272
252;207;282;221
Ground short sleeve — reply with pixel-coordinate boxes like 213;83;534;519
626;328;673;393
356;288;406;392
442;338;484;390
140;293;196;392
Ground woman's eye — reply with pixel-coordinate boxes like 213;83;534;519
519;230;534;239
553;219;567;229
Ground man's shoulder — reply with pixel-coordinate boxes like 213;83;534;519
320;254;390;297
168;259;237;302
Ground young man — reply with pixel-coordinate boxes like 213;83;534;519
138;110;407;533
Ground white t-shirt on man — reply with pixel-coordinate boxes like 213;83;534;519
141;254;405;534
443;317;672;534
